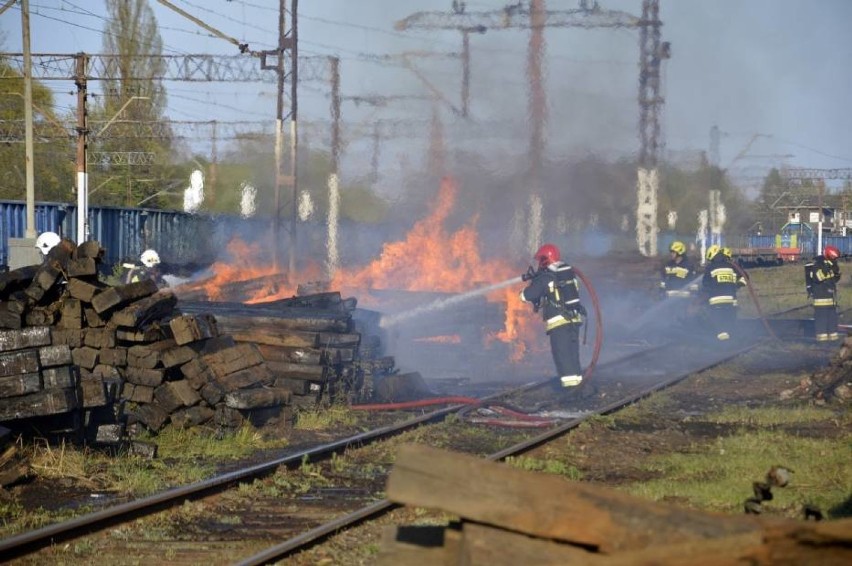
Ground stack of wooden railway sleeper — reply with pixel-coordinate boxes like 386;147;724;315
0;239;295;457
379;445;851;565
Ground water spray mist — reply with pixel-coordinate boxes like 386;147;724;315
379;276;524;328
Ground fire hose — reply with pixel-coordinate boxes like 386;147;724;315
732;261;778;340
574;267;604;381
350;396;562;428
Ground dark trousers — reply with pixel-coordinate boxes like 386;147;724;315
708;303;736;340
814;305;838;338
549;323;581;377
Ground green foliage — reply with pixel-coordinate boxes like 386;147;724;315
0;59;74;202
627;431;851;517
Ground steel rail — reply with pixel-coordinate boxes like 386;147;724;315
235;340;764;565
0;344;665;560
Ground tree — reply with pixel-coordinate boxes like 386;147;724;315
0;59;73;202
88;0;177;207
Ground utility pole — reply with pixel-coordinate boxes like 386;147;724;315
21;0;35;238
266;0;298;274
74;53;89;243
289;0;299;277
527;0;546;252
326;56;341;278
635;0;669;257
396;1;649;254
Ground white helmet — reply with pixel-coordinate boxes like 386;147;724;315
35;232;61;256
140;249;161;268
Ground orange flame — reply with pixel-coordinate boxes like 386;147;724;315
177;176;544;361
331;176;541;360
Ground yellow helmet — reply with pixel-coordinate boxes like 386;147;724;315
722;247;733;259
669;240;686;255
706;244;721;261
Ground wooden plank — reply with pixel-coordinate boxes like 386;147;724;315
170;405;214;428
216;364;273;392
115;325;170;343
67;278;104;303
0;387;80;420
58;298;83;330
376;526;461;566
38;345;73;368
0;327;51;353
75;240;104;261
99;347;127;367
83;328;116;349
51;328;84;349
80;378;108;408
110;290;177;328
131;403;169;432
91;279;159;314
386;445;762;553
202;343;264;379
122;366;165;387
0;350;40;377
265;361;326;381
127;340;176;369
71;346;99;370
0;372;42;397
169;313;218;345
255;344;325;365
153;380;201;413
83;305;106;328
0;265;38;297
0;304;22;330
228;331;316;349
42;366;77;390
25;307;58;327
66;257;97;278
224;387;291;409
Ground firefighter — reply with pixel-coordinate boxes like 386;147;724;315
806;245;841;341
701;244;748;341
520;243;586;387
660;240;697;298
34;231;61;257
122;249;166;286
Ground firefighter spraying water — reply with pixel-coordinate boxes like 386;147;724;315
520;244;586;388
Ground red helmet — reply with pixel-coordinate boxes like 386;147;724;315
534;243;560;268
824;245;840;260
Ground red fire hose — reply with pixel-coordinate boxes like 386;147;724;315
732;261;778;340
574;267;604;381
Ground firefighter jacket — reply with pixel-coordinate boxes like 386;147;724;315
702;256;747;306
520;261;584;333
121;263;166;287
660;255;697;297
808;256;841;307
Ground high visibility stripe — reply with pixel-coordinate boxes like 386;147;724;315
665;266;690;278
814;298;836;306
816;333;830;341
717;332;730;340
708;295;735;305
560;375;583;387
546;314;581;331
829;333;840;340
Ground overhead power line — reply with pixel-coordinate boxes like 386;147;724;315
0;53;329;83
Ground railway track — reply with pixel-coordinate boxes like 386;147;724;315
0;333;771;564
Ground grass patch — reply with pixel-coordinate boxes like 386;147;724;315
707;405;848;427
506;455;583;480
626;430;852;517
295;404;357;430
149;423;287;459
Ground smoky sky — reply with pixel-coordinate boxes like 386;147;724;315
2;0;851;190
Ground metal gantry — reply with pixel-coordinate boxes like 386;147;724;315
396;0;668;256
